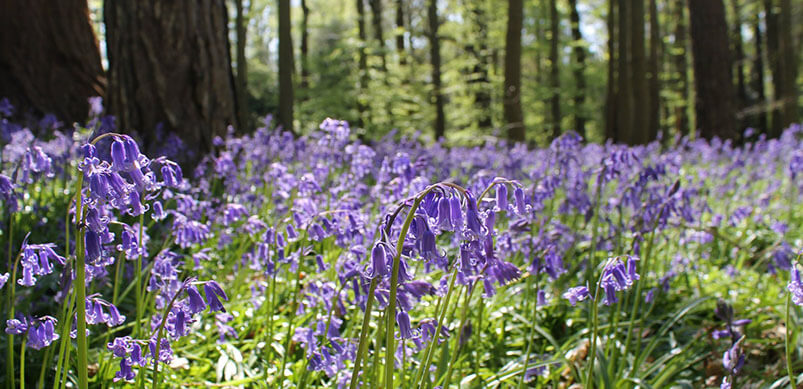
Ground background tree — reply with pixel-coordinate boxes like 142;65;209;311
278;0;294;132
428;0;446;139
235;0;250;129
0;0;104;123
548;0;560;140
687;0;738;140
504;0;525;142
568;0;587;138
105;0;237;156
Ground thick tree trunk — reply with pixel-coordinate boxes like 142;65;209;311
764;0;782;136
428;0;446;140
631;0;649;144
568;0;587;138
504;0;525;142
730;0;747;111
604;0;618;142
687;0;739;140
647;0;660;141
300;0;310;89
616;0;634;143
0;0;104;124
369;0;387;72
777;0;798;130
105;0;237;155
235;0;249;130
548;0;560;140
356;0;368;127
278;0;294;133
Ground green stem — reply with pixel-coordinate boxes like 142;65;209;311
20;335;26;389
585;284;601;387
518;274;540;389
416;266;459;389
6;214;15;389
280;263;303;384
442;283;476;388
75;227;88;389
349;277;379;389
135;212;145;338
788;292;797;388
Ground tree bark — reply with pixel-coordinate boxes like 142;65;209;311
235;0;249;130
568;0;587;138
370;0;388;72
356;0;368;127
631;0;649;144
469;0;492;129
604;0;618;141
777;0;798;130
105;0;237;155
616;0;634;143
278;0;294;133
763;0;781;136
752;16;768;133
687;0;739;140
0;0;104;124
548;0;560;140
647;0;661;141
395;0;406;64
300;0;310;89
505;0;525;142
730;0;747;111
428;0;446;140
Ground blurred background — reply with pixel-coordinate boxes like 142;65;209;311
0;0;800;152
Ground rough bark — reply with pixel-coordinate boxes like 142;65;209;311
616;0;634;143
752;16;768;133
730;0;747;110
548;0;560;140
468;0;492;129
300;0;310;89
105;0;237;155
687;0;739;140
278;0;294;133
428;0;446;139
0;0;104;124
763;0;781;136
777;0;798;130
369;0;387;72
505;0;525;142
672;0;689;137
568;0;587;138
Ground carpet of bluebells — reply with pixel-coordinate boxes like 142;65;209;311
0;99;802;388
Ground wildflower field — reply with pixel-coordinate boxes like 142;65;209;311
1;108;802;388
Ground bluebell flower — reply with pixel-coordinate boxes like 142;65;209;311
186;285;207;314
563;285;590;306
204;281;229;312
396;311;416;339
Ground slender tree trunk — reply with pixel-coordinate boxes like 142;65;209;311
764;0;781;136
647;0;660;141
730;0;747;111
631;0;649;144
0;0;104;124
395;0;406;64
235;0;249;130
672;0;689;137
356;0;368;127
548;0;560;140
300;0;310;89
688;0;739;140
428;0;446;139
369;0;388;72
616;0;634;143
469;1;492;129
777;0;798;129
568;0;586;138
505;0;525;142
105;0;237;157
752;15;768;133
278;0;294;133
604;0;618;141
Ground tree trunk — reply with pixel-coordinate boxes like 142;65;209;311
672;0;689;137
730;0;747;111
300;0;310;89
278;0;294;133
616;0;634;143
568;0;586;138
356;0;368;127
235;0;249;130
0;0;104;124
764;0;781;136
370;0;387;72
469;0;492;129
777;0;798;130
504;0;525;142
687;0;739;140
752;16;768;133
105;0;237;156
428;0;446;140
604;0;618;141
548;0;560;140
631;0;649;144
647;0;660;141
396;0;406;64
